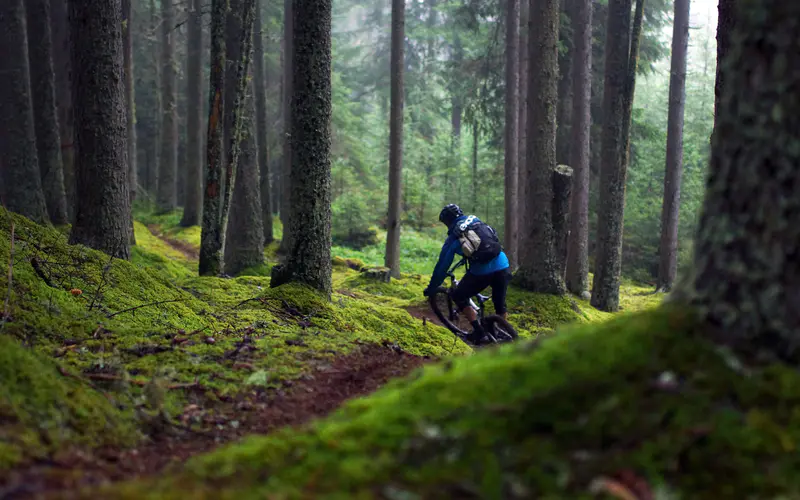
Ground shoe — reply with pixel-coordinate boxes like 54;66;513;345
468;330;489;345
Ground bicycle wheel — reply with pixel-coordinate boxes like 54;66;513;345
483;315;518;342
429;288;471;336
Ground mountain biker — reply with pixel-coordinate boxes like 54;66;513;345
423;204;512;345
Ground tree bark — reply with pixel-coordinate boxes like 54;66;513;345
270;0;333;295
517;0;528;238
555;0;573;166
253;0;273;244
25;0;68;225
68;0;131;259
224;79;264;275
590;0;644;312
656;0;689;292
504;0;520;266
278;0;293;255
0;0;49;224
180;0;204;227
516;0;565;295
472;123;479;212
49;0;75;222
198;0;256;276
157;0;178;212
384;0;404;278
552;164;573;279
683;0;800;362
122;0;137;208
713;0;735;131
144;0;161;197
565;0;592;295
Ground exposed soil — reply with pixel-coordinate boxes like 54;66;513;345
145;225;199;261
0;344;432;499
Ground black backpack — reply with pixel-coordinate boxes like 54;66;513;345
454;215;502;263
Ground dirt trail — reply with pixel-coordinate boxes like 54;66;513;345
146;224;199;261
0;344;432;499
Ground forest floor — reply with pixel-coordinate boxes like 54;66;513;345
0;209;664;499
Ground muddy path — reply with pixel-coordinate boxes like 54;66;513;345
0;344;433;499
145;224;199;261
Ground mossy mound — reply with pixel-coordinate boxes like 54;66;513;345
106;306;800;498
0;335;137;469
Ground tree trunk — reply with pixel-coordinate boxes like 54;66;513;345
157;0;177;212
565;0;592;296
516;0;565;295
122;0;137;208
471;123;479;212
0;0;49;224
552;164;573;279
555;0;573;166
224;79;264;275
713;0;735;130
198;0;256;276
270;0;333;295
145;0;161;197
25;0;68;225
384;0;404;278
517;0;528;239
278;0;293;255
50;0;75;222
590;0;644;312
682;0;800;362
180;0;204;227
656;0;689;293
253;0;273;244
504;0;519;266
68;0;131;259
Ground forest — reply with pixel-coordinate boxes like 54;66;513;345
1;0;800;497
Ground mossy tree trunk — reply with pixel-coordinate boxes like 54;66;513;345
503;0;519;267
253;0;274;244
0;0;49;225
590;0;644;312
68;0;131;260
656;0;689;293
50;0;75;222
684;0;800;362
198;0;256;276
270;0;333;295
516;0;528;242
552;165;573;280
516;0;565;295
180;0;204;227
25;0;68;225
384;0;404;279
564;0;592;296
157;0;177;213
224;80;264;275
278;0;293;256
223;0;263;276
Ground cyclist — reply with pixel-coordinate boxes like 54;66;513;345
423;204;512;345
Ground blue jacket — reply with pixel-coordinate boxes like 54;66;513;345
427;215;509;291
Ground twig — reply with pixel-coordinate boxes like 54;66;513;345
30;257;58;289
88;253;115;311
2;217;14;329
107;298;185;318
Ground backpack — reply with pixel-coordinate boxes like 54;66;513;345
454;215;502;263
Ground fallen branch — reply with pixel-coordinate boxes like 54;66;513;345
30;257;58;289
107;298;185;318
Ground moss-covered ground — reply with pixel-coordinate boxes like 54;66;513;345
1;207;674;495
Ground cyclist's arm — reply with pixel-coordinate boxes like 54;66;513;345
427;237;460;291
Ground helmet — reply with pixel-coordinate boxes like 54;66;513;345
439;204;463;226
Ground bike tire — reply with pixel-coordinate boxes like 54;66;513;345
483;315;518;342
429;288;469;336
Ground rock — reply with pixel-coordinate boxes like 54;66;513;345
580;291;591;301
361;267;391;283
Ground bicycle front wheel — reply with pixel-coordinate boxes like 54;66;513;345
429;288;471;336
483;315;518;342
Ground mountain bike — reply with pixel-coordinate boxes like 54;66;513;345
428;258;518;346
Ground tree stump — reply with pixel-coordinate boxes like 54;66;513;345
552;164;574;279
361;267;391;283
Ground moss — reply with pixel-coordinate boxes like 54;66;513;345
104;306;800;498
0;335;137;469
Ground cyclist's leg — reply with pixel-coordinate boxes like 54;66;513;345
490;268;513;320
451;272;491;340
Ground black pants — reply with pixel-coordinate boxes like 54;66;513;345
451;268;512;315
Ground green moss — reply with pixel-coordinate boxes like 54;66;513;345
0;335;137;469
104;306;800;498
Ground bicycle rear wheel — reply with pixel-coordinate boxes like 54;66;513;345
429;288;471;336
483;315;518;342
